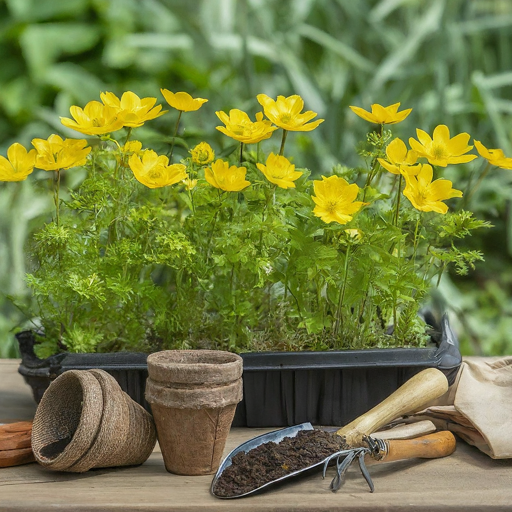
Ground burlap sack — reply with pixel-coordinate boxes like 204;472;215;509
145;350;243;475
397;356;512;459
31;369;156;472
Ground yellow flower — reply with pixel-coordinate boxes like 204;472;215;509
215;109;277;144
403;164;463;214
349;103;412;125
205;159;250;192
32;135;91;171
116;141;144;164
409;125;477;167
377;138;420;176
160;90;208;112
344;228;363;241
100;91;166;128
0;143;37;182
312;175;366;224
122;140;144;155
183;177;198;190
60;101;124;135
256;153;303;189
256;94;324;132
190;142;215;165
474;140;512;170
128;150;187;189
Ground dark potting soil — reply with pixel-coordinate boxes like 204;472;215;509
39;437;72;459
213;430;346;497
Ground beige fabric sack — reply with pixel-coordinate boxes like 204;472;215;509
402;356;512;459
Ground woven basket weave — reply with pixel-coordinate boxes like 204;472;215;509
31;369;156;472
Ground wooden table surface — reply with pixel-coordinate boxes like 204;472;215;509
1;359;512;511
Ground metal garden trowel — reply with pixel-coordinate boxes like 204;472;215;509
211;368;456;498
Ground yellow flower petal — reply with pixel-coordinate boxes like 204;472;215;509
409;125;475;167
349;105;377;124
32;135;91;171
257;93;324;132
378;158;400;175
215;109;277;144
205;159;250;192
128;150;187;188
100;91;166;128
161;89;208;112
350;102;411;125
60;101;124;135
190;142;215;165
0;143;37;181
311;175;365;225
474;140;512;169
257;153;302;189
403;164;462;214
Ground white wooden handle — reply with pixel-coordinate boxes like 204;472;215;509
372;420;437;440
336;368;448;446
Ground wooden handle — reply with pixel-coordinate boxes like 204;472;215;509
378;431;456;463
336;368;448;446
372;420;436;441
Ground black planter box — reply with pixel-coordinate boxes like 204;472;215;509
17;315;461;427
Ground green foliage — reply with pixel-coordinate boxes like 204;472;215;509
1;0;512;355
13;108;488;357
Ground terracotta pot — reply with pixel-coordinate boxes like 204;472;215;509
145;350;243;475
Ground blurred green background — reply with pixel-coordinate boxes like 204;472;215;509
1;0;512;357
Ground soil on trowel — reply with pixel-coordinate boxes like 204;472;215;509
213;429;347;497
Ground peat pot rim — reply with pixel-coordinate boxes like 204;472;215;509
147;350;243;385
31;370;104;470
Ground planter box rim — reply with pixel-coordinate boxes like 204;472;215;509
238;346;447;372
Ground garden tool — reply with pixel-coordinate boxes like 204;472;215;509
211;368;453;498
0;421;35;468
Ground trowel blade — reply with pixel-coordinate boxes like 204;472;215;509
211;422;316;498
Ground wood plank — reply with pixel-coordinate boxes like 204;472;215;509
1;359;512;511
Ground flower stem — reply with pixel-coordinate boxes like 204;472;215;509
207;191;224;258
124;127;133;146
169;110;183;162
394;174;403;226
334;243;351;336
239;142;244;166
412;217;421;264
279;129;288;156
464;162;491;205
54;170;61;226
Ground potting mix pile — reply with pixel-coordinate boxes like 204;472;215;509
213;430;346;497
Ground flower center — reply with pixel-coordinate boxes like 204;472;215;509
326;200;338;213
197;151;209;162
280;114;292;124
232;125;245;136
431;144;447;160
